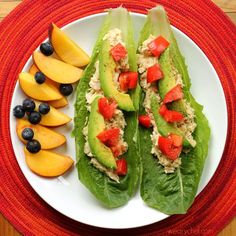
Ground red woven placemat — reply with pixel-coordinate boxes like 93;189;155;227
0;0;235;235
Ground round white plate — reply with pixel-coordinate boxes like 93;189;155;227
10;12;227;229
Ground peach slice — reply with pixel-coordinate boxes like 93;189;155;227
45;79;68;108
24;148;74;177
29;64;59;88
49;23;90;67
16;119;66;149
34;101;71;126
28;64;68;108
33;51;83;84
29;64;39;75
48;97;68;108
19;72;62;101
51;52;61;60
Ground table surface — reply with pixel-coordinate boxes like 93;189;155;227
0;0;235;235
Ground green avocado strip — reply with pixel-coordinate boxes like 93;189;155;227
99;40;135;111
150;95;183;137
88;96;117;169
158;48;187;114
150;95;191;148
99;7;140;112
139;6;210;214
74;8;140;208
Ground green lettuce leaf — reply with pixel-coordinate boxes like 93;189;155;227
74;8;140;208
139;6;210;214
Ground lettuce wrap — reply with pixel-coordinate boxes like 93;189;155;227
137;6;210;214
74;7;140;208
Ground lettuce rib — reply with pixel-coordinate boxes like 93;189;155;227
139;6;210;214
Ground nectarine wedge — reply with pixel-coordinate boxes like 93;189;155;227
16;119;66;149
29;64;39;75
49;23;90;67
28;64;67;107
29;64;58;89
33;51;83;84
34;101;71;126
29;64;60;89
19;73;62;101
48;97;68;108
24;148;74;177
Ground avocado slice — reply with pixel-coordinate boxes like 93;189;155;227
99;40;135;112
88;96;117;169
158;48;187;115
143;7;187;115
150;95;191;148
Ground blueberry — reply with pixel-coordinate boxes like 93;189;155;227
13;105;25;118
35;72;45;84
39;103;50;114
22;99;35;112
40;42;54;56
59;84;73;96
21;128;34;141
28;111;41;124
26;139;41;153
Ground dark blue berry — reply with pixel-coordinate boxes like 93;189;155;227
28;111;41;124
35;72;46;84
22;99;35;112
13;105;25;118
39;103;50;114
59;84;73;96
21;128;34;141
40;42;54;56
26;139;41;153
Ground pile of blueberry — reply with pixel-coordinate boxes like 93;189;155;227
13;98;50;124
39;42;73;96
13;99;51;153
22;128;41;154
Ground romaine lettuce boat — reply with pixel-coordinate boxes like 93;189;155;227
74;7;140;208
137;6;210;214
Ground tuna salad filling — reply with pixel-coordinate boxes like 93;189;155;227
137;35;197;173
103;28;138;95
83;59;128;182
103;28;130;73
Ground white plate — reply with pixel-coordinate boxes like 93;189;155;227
10;12;227;229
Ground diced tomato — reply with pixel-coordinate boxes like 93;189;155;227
127;72;138;89
111;145;126;157
118;72;138;91
115;159;127;176
97;128;120;147
148;36;170;57
98;97;117;120
159;104;168;116
169;134;183;147
147;64;163;83
119;74;129;91
110;43;127;62
158;134;182;160
159;104;184;123
163;110;184;123
163;85;183;104
138;115;152;128
111;145;122;157
158;136;175;159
